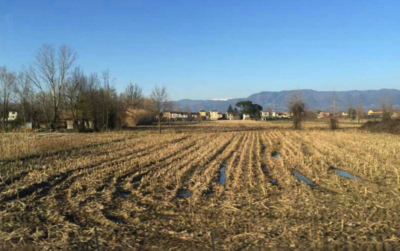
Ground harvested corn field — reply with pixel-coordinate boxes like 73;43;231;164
1;122;400;250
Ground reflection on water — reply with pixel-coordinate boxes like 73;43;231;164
292;170;315;188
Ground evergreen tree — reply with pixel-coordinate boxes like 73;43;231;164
227;105;234;114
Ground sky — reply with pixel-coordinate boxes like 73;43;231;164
0;0;399;100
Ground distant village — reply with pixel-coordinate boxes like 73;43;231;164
162;109;291;121
2;107;399;130
161;108;400;121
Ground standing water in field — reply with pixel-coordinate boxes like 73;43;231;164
292;170;316;188
118;190;131;198
261;166;278;185
219;165;226;185
176;188;192;198
328;166;362;181
271;151;281;159
269;178;278;185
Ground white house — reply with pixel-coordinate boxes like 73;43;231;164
317;111;330;119
276;112;291;119
261;110;276;121
243;114;251;120
8;111;18;121
210;110;219;120
226;112;239;120
163;111;191;121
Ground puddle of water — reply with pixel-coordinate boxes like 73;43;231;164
271;152;281;159
131;173;144;183
262;166;278;186
64;213;76;223
104;214;125;224
328;167;362;181
120;192;130;198
95;185;106;192
115;188;131;198
160;214;172;220
261;146;267;153
203;188;215;197
292;170;315;188
219;165;226;185
261;166;268;174
176;189;192;198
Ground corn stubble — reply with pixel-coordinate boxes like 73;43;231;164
0;121;400;250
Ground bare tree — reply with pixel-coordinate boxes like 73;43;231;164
288;92;306;130
29;44;77;129
150;86;170;134
85;73;101;130
356;104;364;123
123;83;143;109
0;66;16;130
381;99;393;122
65;67;86;127
102;70;114;131
330;94;339;130
15;71;33;125
184;105;191;121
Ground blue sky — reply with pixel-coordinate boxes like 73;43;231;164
1;0;399;100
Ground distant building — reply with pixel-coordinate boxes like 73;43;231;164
261;110;276;121
367;110;383;117
276;112;291;119
7;111;18;121
199;110;209;119
341;112;349;117
162;111;173;120
66;120;74;130
60;110;94;130
226;112;239;120
317;112;330;119
25;122;33;130
59;111;75;129
163;111;190;121
190;112;200;120
210;110;219;120
243;114;251;120
180;112;189;120
331;112;349;118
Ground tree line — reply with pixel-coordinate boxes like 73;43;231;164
0;44;170;132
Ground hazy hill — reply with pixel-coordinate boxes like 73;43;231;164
174;89;400;112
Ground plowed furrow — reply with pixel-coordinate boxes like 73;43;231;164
0;135;191;203
0;134;188;193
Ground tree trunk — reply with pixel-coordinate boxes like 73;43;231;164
158;115;161;134
21;103;26;126
2;99;7;131
53;104;59;130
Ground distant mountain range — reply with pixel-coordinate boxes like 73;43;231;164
174;89;400;112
